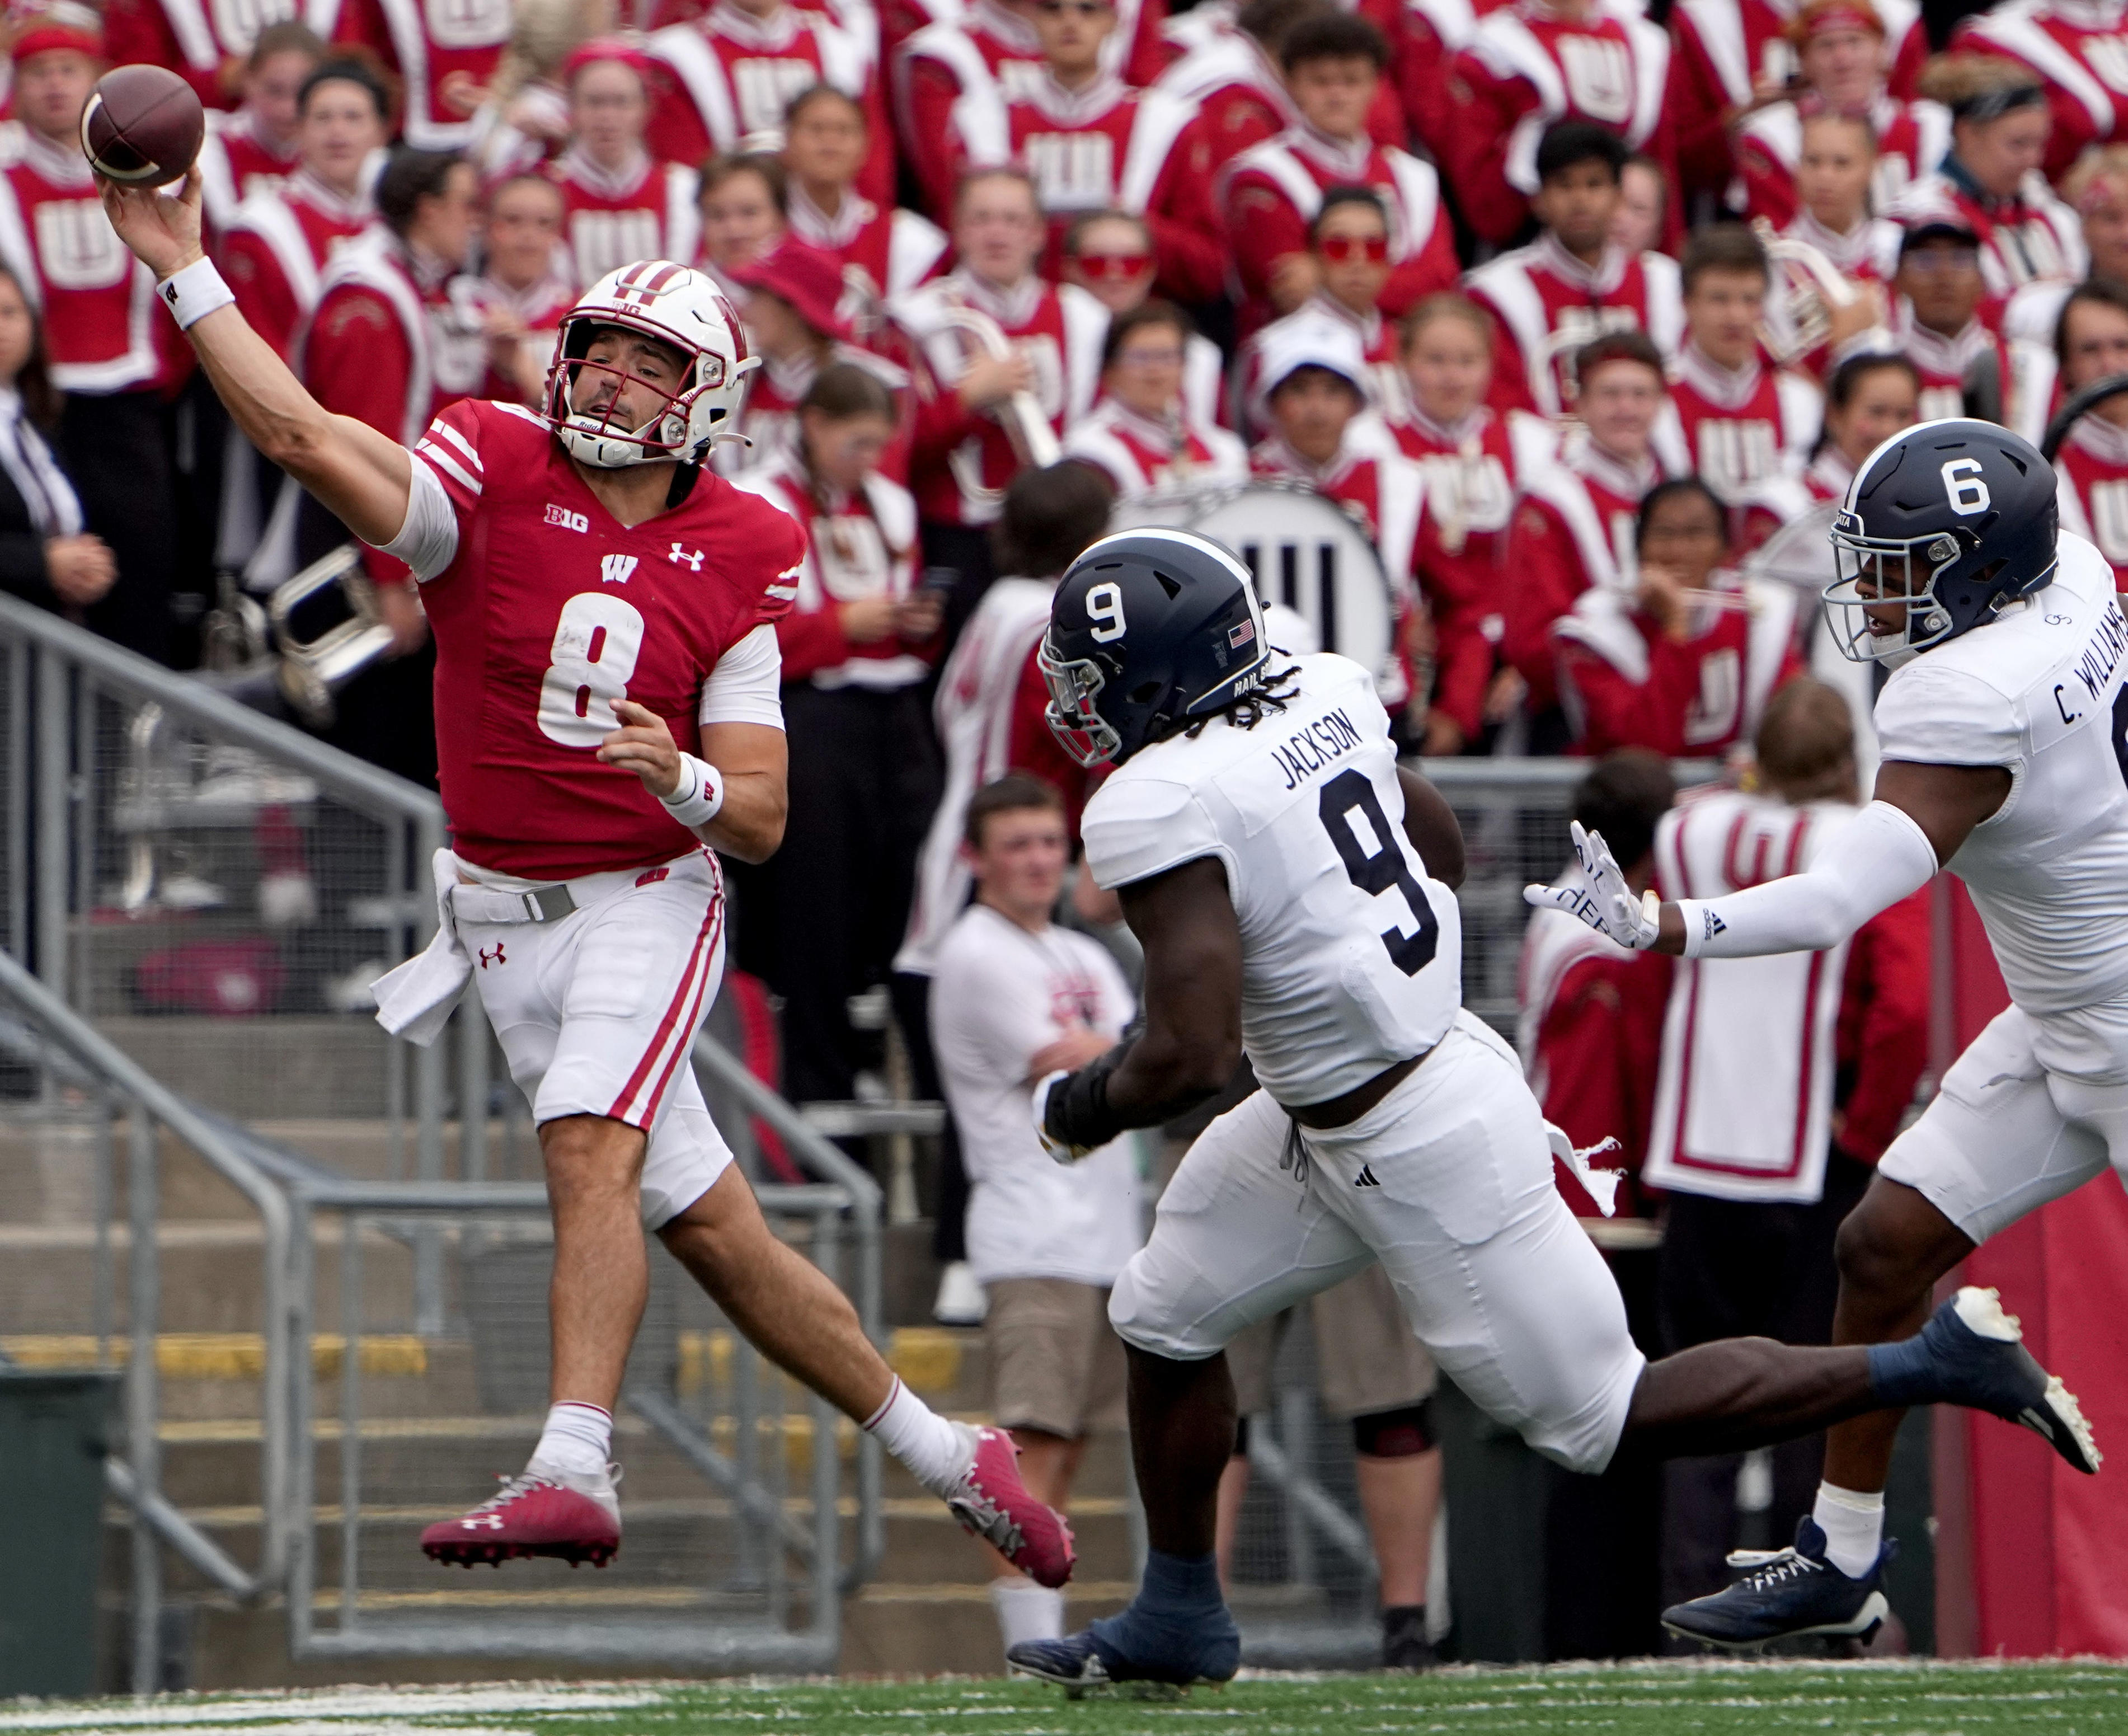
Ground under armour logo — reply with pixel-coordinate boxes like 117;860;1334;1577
669;543;703;570
461;1513;506;1530
1355;1163;1381;1188
478;944;506;969
601;553;638;585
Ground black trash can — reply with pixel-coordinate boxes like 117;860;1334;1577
0;1369;119;1697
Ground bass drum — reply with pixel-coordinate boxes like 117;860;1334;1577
1741;499;1880;785
1111;481;1395;686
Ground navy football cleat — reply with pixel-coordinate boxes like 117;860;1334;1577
1661;1518;1894;1651
1920;1287;2101;1475
1008;1611;1239;1696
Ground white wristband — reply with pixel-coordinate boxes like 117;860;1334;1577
660;753;725;829
156;257;235;331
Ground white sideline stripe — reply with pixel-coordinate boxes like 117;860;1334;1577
63;1725;528;1736
415;442;482;496
0;1690;661;1729
429;417;482;470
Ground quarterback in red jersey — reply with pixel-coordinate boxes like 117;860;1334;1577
100;167;1076;1588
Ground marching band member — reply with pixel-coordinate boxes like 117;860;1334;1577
101;0;305;112
1893;58;2087;297
1732;0;1951;227
1956;0;2128;183
1444;0;1674;247
1775;110;1905;289
1219;13;1457;331
1500;330;1680;731
1152;0;1310;167
1737;350;1918;552
1612;153;1669;257
1060;300;1247;500
1872;209;2015;421
2046;279;2128;589
1658;224;1822;510
460;0;613;181
1234;188;1405;431
696;151;790;297
1397;0;1508;167
316;0;513;151
550;40;702;293
1464;122;1684;421
467;173;576;403
2005;143;2128;348
783;85;946;322
895;0;1047;221
1059;210;1224;427
194;22;323;232
1553;476;1802;759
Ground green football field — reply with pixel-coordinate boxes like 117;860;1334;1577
8;1664;2128;1736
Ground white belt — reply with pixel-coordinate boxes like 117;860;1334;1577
449;859;683;926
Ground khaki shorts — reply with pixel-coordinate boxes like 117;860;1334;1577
1225;1260;1438;1420
985;1277;1129;1439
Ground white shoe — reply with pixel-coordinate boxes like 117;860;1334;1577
934;1260;989;1325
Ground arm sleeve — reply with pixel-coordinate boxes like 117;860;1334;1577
1676;799;1939;959
378;452;462;581
698;622;786;728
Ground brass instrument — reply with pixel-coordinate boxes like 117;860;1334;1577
935;302;1063;470
269;543;395;727
1753;218;1860;365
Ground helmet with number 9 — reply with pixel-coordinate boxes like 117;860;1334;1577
1824;417;2059;664
545;260;758;469
1040;529;1272;767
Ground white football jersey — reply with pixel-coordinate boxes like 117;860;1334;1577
1079;653;1462;1105
1874;532;2128;1015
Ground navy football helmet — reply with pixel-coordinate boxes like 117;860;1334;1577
1040;529;1271;767
1824;418;2059;664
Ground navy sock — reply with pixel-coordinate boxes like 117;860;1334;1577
1867;1333;1937;1407
1088;1550;1236;1674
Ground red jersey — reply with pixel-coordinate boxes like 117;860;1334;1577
994;74;1223;304
1735;95;1951;228
197;109;299;236
730;446;936;688
1061;396;1249;500
406;396;804;878
1501;438;1669;712
102;0;302;111
218;171;373;362
1668;0;1928;200
649;2;890;206
1397;0;1512;162
1659;344;1822;509
548;148;702;295
1464;233;1685;419
1446;0;1674;245
1554;573;1804;758
1218;126;1457;331
1956;0;2128;182
2053;415;2128;590
0;134;176;395
894;271;1108;524
319;0;512;151
1891;170;2087;299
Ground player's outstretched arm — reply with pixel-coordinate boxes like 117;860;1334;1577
599;703;788;863
98;171;412;547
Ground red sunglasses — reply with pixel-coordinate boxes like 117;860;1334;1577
1318;233;1390;264
1073;251;1154;280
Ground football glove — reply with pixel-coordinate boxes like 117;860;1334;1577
1032;1070;1093;1166
1522;820;1662;950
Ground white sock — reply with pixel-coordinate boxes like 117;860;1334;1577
1812;1481;1885;1579
990;1578;1065;1650
531;1401;613;1477
862;1377;972;1498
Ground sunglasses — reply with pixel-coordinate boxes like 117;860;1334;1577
1317;233;1389;264
1073;251;1153;280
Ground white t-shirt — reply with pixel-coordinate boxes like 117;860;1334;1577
931;903;1144;1287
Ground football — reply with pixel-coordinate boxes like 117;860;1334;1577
79;64;205;189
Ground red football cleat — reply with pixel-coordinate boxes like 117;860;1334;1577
420;1465;621;1568
945;1425;1076;1588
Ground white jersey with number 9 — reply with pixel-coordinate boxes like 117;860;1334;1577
1078;653;1462;1106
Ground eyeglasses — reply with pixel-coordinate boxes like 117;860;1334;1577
1317;232;1390;264
1117;346;1184;368
1073;251;1153;280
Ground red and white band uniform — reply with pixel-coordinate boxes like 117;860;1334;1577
892;270;1107;526
372;393;805;1226
1734;93;1951;226
1061;394;1248;501
1669;0;1928;200
1644;789;1932;1204
1890;170;2088;297
1500;434;1677;712
463;266;578;403
1218;124;1458;332
1737;442;1855;552
786;183;947;312
894;1;1047;219
196;108;302;234
729;443;934;691
1152;12;1298;173
1553;569;1803;758
1858;298;2014;422
218;168;373;362
1657;342;1823;508
1236;294;1404;435
102;0;300;110
650;2;890;205
1445;0;1674;245
1954;0;2128;182
316;0;513;151
1397;0;1512;165
724;343;912;481
1463;232;1685;420
2051;414;2128;591
549;145;703;295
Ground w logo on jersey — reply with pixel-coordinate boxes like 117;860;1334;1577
35;200;129;291
600;554;638;585
570;210;665;292
1694;418;1777;503
1025;132;1116;213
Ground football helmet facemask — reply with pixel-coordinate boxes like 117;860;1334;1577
545;260;758;469
1824;417;2059;664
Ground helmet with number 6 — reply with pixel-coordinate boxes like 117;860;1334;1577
544;260;758;468
1824;418;2058;664
1040;529;1271;767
